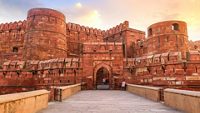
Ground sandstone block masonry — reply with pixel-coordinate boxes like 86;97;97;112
0;8;200;96
0;90;49;113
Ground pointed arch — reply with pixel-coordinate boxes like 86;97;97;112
93;63;112;89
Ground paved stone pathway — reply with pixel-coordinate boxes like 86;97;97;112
38;90;183;113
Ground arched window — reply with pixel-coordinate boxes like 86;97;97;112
148;28;152;36
172;23;179;31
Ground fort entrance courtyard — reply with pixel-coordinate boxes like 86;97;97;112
38;90;182;113
0;6;199;113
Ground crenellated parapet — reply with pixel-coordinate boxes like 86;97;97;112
0;20;26;39
66;23;105;36
105;21;129;38
0;20;26;32
66;23;106;56
66;21;130;44
188;40;200;51
0;20;27;62
0;7;200;92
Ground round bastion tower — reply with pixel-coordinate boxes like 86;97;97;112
24;8;67;60
146;20;189;59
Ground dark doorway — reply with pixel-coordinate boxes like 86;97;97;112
96;67;110;90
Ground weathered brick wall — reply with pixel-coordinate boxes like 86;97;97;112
124;51;200;89
0;58;81;100
66;23;105;57
146;21;189;59
0;8;199;92
66;21;145;58
104;21;145;58
82;42;124;89
125;29;145;58
0;21;26;62
24;8;67;60
134;21;189;58
104;21;129;42
188;40;200;51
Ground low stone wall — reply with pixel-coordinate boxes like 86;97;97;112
0;90;49;113
164;89;200;113
126;84;162;101
54;83;81;101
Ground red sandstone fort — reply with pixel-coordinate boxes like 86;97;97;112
0;8;200;99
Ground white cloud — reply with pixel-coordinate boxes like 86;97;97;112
76;10;102;28
75;2;82;9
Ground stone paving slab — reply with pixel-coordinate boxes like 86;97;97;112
38;90;183;113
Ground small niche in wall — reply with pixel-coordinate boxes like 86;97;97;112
12;47;18;53
148;28;152;36
172;23;179;31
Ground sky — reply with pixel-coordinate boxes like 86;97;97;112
0;0;199;41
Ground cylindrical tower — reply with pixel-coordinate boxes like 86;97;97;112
146;20;188;58
24;8;67;60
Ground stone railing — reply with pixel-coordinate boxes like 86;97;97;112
54;83;82;101
164;89;200;113
0;90;49;113
126;84;162;101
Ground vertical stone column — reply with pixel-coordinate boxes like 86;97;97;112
24;8;67;60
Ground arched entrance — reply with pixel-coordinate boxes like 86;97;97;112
93;63;112;90
96;67;110;89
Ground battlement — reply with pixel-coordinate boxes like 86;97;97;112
189;40;200;51
66;23;105;36
0;20;26;32
104;21;129;38
0;20;26;63
66;21;130;38
0;7;199;93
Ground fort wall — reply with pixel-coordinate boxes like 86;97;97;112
0;58;81;100
0;8;199;94
66;23;105;56
189;40;200;51
0;20;26;62
146;21;188;58
24;8;67;60
124;51;200;89
82;42;124;89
